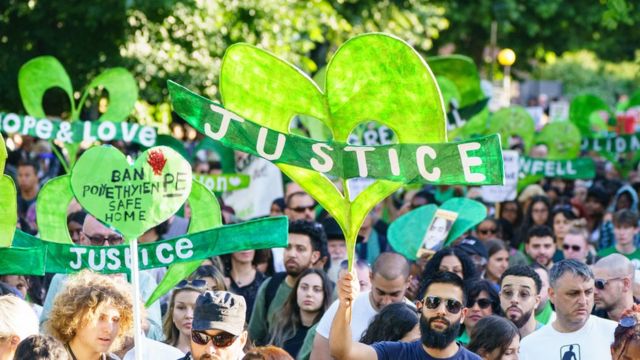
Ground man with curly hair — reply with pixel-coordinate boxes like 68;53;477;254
45;270;134;360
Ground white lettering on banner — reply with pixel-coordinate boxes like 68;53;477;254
97;121;117;141
458;142;486;183
344;146;375;177
66;239;195;271
256;127;286;161
388;148;400;176
416;145;440;181
310;143;334;173
205;104;245;140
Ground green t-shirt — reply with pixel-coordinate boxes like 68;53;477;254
535;301;554;325
247;276;293;345
597;246;640;261
456;329;470;345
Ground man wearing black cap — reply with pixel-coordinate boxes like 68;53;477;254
178;291;247;360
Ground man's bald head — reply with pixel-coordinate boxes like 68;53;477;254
80;215;122;246
371;252;410;281
593;253;635;281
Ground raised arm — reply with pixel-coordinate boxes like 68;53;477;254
329;271;376;360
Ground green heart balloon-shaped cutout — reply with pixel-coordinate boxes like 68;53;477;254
218;33;447;266
569;94;611;137
387;197;487;261
70;145;192;240
487;106;535;152
534;121;582;160
0;135;17;248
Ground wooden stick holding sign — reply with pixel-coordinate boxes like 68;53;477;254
70;145;193;360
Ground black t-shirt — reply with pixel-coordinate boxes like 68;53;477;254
283;325;310;358
230;270;266;322
372;341;481;360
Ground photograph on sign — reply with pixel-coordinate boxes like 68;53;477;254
419;209;458;255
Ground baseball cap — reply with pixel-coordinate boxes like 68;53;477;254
456;237;488;259
192;291;246;335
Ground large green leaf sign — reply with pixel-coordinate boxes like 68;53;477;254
171;33;505;268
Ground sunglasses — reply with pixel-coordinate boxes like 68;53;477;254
177;279;207;289
562;244;582;252
595;277;624;290
191;330;238;348
478;228;497;235
82;232;124;246
468;298;493;310
423;296;463;314
289;205;315;213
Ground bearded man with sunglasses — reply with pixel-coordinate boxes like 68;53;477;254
592;254;638;322
179;291;247;360
329;271;480;360
519;260;618;360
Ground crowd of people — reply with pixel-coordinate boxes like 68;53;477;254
2;133;640;360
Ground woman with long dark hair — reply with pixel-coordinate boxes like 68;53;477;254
359;303;419;344
458;280;502;345
468;315;520;360
421;247;478;281
267;269;332;358
515;195;552;249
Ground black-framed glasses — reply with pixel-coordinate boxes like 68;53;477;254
191;330;238;348
478;228;497;235
423;296;463;314
562;244;582;252
595;277;624;290
469;298;493;310
289;205;315;213
82;232;124;245
177;279;207;289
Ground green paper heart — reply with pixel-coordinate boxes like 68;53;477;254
147;180;222;306
387;198;487;261
37;175;74;244
219;33;446;267
70;145;192;240
628;90;640;109
535;122;582;160
0;135;17;248
18;56;138;169
569;94;611;137
487;106;535;152
388;204;437;260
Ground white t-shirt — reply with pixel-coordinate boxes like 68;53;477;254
123;336;185;360
519;315;617;360
316;291;378;341
316;291;415;342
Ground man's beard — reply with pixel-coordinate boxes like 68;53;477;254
508;306;534;329
419;314;461;349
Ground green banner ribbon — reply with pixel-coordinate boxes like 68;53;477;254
581;133;640;154
170;82;504;186
0;112;157;146
192;173;251;192
519;156;595;179
2;217;287;275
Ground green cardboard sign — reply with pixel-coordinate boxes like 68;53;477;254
0;135;17;248
70;145;192;240
487;106;536;152
534;121;582;160
0;113;157;146
519;156;595;179
4;217;288;275
170;84;504;185
387;197;487;261
192;173;250;192
569;94;611;137
581;132;640;154
171;33;505;269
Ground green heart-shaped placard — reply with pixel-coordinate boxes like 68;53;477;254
0;135;17;247
70;145;192;239
218;33;447;266
388;197;487;261
569;94;611;137
487;106;535;152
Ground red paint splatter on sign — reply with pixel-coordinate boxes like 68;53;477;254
147;150;167;175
